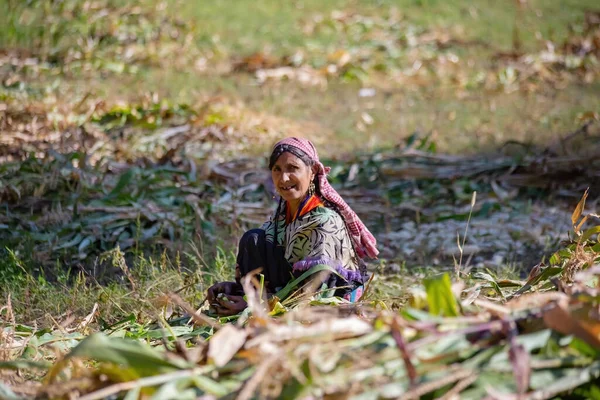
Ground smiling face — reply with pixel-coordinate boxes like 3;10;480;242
271;152;316;208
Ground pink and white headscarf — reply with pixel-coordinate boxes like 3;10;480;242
271;137;379;259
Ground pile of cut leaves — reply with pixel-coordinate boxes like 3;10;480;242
2;104;598;269
1;193;600;399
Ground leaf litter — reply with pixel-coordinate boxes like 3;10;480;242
12;1;588;92
231;8;600;92
1;87;599;269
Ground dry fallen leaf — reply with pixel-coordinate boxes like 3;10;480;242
542;297;600;349
207;324;248;367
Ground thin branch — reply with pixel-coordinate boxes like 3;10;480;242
78;367;215;400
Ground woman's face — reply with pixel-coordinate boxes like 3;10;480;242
271;152;315;204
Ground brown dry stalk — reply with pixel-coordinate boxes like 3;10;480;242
236;356;279;400
564;242;597;283
399;367;473;400
438;373;478;400
0;294;16;361
168;293;218;329
7;294;15;326
390;317;418;386
77;367;215;400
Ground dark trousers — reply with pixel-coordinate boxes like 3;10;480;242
236;229;292;293
236;228;365;298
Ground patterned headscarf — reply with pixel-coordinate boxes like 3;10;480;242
270;137;379;259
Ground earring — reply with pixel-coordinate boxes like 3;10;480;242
308;181;315;196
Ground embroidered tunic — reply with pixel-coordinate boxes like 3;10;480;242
261;198;361;279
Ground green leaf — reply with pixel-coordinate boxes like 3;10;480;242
570;337;600;358
415;334;473;361
558;248;573;258
101;313;136;331
275;264;343;300
423;273;459;317
473;272;504;298
63;333;189;375
139;326;193;340
0;360;51;370
54;233;83;250
530;361;600;397
549;252;561;265
150;378;194;400
460;371;516;400
461;346;504;369
581;226;600;243
489;330;552;365
401;307;445;323
309;297;345;306
191;375;231;397
268;301;288;316
512;266;563;297
580;383;600;400
107;168;136;198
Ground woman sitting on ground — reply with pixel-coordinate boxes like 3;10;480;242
207;137;379;316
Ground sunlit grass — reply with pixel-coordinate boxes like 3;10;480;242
1;0;598;156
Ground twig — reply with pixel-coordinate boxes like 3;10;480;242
438;373;478;400
390;317;418;387
236;356;278;400
400;367;472;400
168;293;218;329
456;191;476;278
77;366;215;400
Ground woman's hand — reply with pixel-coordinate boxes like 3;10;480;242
207;281;241;303
207;282;247;316
213;294;247;316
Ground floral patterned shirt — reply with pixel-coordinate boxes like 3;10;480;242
261;203;361;277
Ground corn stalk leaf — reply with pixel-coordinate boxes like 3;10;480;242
423;273;459;317
48;333;190;381
107;168;136;199
473;272;505;299
0;360;51;370
275;264;343;300
580;226;600;243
